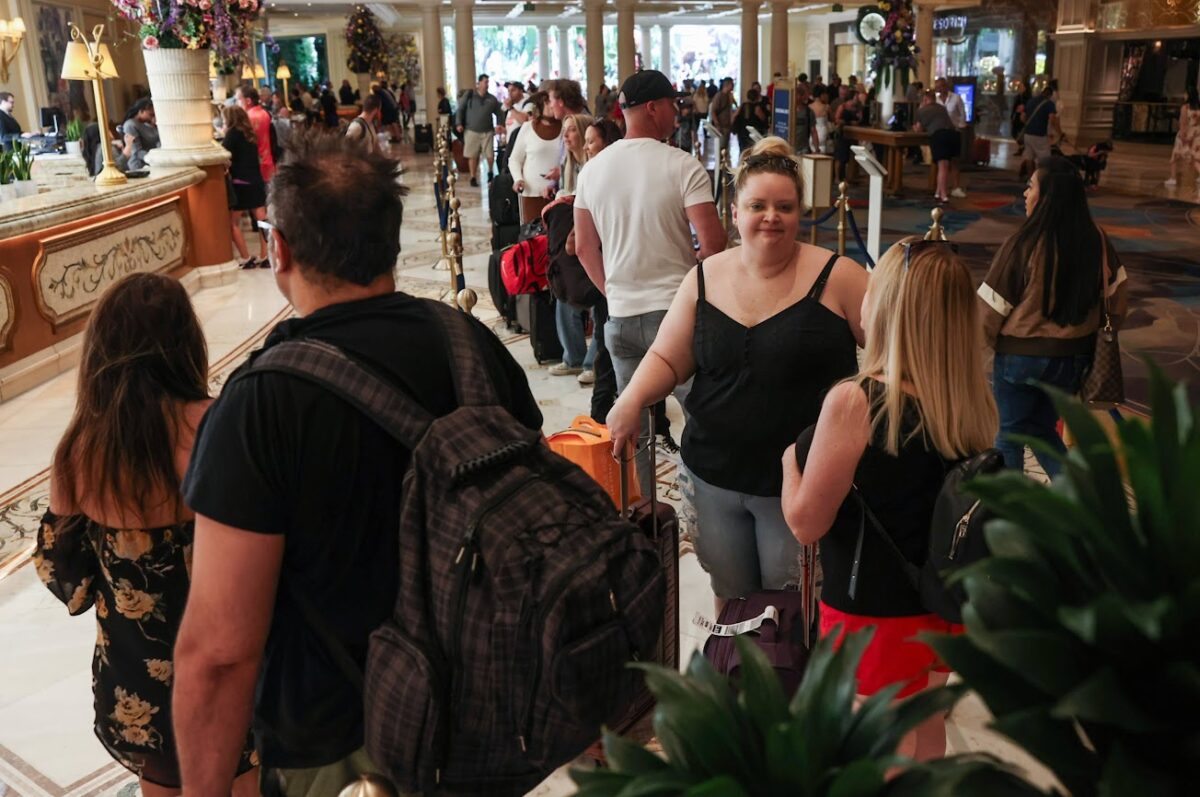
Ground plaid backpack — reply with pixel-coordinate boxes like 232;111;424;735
249;300;666;795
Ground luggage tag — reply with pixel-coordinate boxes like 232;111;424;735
692;605;780;637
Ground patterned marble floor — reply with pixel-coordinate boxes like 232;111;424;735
9;132;1190;794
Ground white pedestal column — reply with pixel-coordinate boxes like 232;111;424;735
661;25;672;81
640;24;653;70
537;26;551;85
558;25;572;79
142;48;228;169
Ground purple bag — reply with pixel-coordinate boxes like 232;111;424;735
698;590;816;698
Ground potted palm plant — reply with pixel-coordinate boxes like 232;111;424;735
10;140;36;197
929;366;1200;796
65;117;85;157
572;633;1043;796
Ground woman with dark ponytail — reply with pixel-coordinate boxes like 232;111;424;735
978;169;1129;475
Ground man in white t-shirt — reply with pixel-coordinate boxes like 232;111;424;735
935;77;968;198
575;69;727;493
503;81;532;141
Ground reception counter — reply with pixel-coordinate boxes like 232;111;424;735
0;164;237;401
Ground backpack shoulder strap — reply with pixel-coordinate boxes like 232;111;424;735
426;300;501;407
247;338;432;450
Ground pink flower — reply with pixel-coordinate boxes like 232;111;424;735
143;35;159;49
200;0;211;8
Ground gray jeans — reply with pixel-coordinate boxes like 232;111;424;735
605;310;692;496
685;467;802;598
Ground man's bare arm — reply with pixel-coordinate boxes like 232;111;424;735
574;206;606;294
686;202;727;260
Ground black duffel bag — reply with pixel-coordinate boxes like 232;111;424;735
543;201;601;309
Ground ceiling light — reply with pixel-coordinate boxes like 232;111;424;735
506;3;524;18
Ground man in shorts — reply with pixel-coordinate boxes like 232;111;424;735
914;90;958;204
455;73;505;186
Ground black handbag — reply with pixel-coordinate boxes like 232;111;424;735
1081;230;1124;408
543;203;601;309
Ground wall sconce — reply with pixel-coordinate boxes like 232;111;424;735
276;62;291;98
0;16;26;83
62;24;124;186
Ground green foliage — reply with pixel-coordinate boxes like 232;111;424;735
66;117;85;143
928;364;1200;797
0;148;12;185
572;633;1042;796
9;140;34;181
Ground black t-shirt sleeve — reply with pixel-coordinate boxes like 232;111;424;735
470;317;543;431
183;373;294;535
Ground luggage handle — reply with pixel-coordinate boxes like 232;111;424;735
692;605;780;637
617;409;658;536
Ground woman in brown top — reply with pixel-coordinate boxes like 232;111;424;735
34;274;257;796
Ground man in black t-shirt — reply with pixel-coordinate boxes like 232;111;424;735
173;134;541;795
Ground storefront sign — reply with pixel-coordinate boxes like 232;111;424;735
934;14;968;38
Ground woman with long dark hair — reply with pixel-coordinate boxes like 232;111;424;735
34;274;257;797
221;105;268;270
978;169;1128;475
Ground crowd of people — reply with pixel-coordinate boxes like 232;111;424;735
30;61;1131;797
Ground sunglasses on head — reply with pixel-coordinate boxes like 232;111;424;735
742;154;800;173
901;239;958;271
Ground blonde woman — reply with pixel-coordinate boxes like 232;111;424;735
548;112;594;199
781;237;998;761
608;137;866;606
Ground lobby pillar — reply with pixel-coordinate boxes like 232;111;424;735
584;0;605;96
453;0;476;96
770;1;788;78
640;24;653;70
616;0;636;83
661;25;672;81
418;0;446;121
916;3;934;85
740;0;761;94
558;25;572;79
537;25;551;84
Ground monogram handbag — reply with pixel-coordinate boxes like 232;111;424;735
1081;231;1124;408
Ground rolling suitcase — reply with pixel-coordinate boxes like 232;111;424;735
611;412;679;739
514;291;563;364
971;136;991;166
451;138;470;172
488;248;521;330
490;172;521;227
492;222;520;251
413;123;433;153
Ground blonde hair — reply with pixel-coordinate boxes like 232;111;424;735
563;113;594;168
856;236;998;459
734;136;805;204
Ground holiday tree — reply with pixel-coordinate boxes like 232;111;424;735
346;5;387;74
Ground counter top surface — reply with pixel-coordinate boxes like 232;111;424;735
0;165;207;240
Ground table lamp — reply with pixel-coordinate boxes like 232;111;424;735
276;62;291;99
62;24;124;186
241;62;254;80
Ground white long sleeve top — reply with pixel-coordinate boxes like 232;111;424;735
508;120;563;198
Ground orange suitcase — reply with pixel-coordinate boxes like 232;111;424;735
547;416;639;508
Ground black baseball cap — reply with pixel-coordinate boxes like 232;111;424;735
618;70;687;109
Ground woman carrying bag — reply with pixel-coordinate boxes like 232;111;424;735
978;168;1128;476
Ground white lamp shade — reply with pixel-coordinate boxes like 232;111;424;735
276;63;291;79
12;17;25;35
62;41;119;80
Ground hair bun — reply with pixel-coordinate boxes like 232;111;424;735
747;136;796;162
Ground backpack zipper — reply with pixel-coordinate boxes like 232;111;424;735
948;500;981;560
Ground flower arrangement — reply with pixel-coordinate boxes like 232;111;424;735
870;0;919;90
110;0;262;58
346;5;387;75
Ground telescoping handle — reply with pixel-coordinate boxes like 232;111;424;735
617;409;659;537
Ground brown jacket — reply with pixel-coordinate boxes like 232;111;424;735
978;228;1128;356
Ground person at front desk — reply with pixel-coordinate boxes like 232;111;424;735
0;92;37;150
122;98;159;171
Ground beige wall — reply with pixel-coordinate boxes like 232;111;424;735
0;0;147;131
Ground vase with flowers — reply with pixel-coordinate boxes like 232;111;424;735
109;0;261;159
870;0;919;126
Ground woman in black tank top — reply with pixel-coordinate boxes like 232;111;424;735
607;140;867;607
781;237;998;761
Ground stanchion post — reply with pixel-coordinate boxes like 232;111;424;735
836;181;848;257
434;122;451;270
446;170;464;310
925;207;948;241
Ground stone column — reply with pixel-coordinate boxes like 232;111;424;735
916;3;934;86
537;25;551;84
640;24;653;70
740;0;762;93
584;0;605;97
616;0;636;83
558;25;572;79
418;0;446;122
770;1;788;78
453;0;476;96
661;25;672;82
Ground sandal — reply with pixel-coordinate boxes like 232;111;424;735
238;258;257;270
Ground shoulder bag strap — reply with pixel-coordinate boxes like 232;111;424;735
427;300;501;407
848;487;922;601
1097;227;1112;324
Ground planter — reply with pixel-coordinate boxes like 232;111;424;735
210;79;227;104
13;179;36;198
0;184;14;203
65;140;82;157
142;46;229;168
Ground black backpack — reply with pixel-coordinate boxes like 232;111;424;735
490;172;521;227
248;300;666;795
852;449;1004;623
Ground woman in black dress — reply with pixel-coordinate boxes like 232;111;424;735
221;105;268;270
35;274;258;796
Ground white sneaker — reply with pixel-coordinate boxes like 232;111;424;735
548;362;582;376
950;187;967;198
1164;178;1178;187
577;369;595;386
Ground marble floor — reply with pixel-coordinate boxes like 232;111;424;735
1;134;1154;795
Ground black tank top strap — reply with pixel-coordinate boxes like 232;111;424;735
807;253;839;301
696;260;707;302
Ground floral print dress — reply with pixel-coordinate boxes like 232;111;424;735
34;510;257;787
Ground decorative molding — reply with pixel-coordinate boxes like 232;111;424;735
0;273;14;354
32;199;187;329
